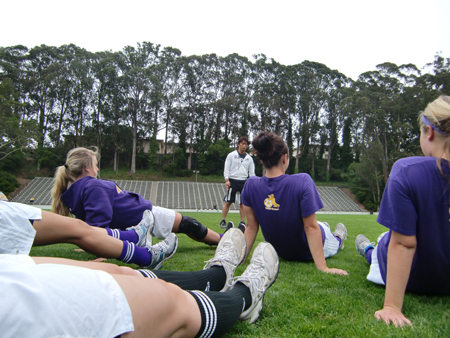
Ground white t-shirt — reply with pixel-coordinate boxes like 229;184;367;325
0;202;134;337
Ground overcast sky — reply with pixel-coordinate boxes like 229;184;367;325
2;0;449;80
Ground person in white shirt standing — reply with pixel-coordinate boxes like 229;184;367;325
220;137;255;229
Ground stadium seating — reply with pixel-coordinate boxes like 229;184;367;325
12;177;364;212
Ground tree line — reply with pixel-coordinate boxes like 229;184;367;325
0;42;449;210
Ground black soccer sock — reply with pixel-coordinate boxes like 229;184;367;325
138;266;226;291
189;285;252;338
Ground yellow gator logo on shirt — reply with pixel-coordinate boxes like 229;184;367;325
116;186;123;194
264;194;280;210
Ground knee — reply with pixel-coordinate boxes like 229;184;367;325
177;216;208;240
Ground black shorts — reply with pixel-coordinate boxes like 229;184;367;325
224;178;247;204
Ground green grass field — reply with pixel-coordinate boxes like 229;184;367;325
30;213;450;337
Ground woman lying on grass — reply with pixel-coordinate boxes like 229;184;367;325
0;205;279;338
355;95;450;327
241;131;348;275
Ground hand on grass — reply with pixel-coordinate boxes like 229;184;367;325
374;306;412;327
322;267;348;275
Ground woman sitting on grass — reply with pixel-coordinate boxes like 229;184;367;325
52;147;222;246
0;204;279;338
241;131;348;275
355;95;450;327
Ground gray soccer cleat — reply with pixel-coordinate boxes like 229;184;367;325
203;228;246;291
126;209;154;247
220;219;227;229
322;221;330;230
145;233;178;270
228;242;279;324
355;234;375;257
333;223;347;249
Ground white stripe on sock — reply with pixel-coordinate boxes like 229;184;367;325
191;291;217;338
138;269;158;279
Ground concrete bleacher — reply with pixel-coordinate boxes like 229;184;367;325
12;177;365;213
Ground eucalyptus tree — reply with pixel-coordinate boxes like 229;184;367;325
0;77;36;161
251;54;279;133
91;50;122;161
23;45;61;163
65;47;97;148
351;62;418;184
178;54;218;168
0;45;29;95
291;61;332;172
154;47;183;156
215;53;256;142
426;53;450;95
116;42;161;174
0;46;31;158
322;70;350;179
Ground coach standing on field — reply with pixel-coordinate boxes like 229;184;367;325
220;137;255;229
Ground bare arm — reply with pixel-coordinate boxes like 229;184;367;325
303;214;348;275
374;231;416;327
243;205;259;262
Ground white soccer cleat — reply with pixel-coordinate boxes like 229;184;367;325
228;242;279;324
355;234;375;257
203;228;246;291
333;223;347;249
126;209;154;247
145;233;178;270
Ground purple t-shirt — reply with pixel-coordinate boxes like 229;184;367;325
241;174;324;261
61;176;153;230
377;156;450;295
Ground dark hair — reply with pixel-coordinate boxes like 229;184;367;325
237;136;249;145
252;132;288;168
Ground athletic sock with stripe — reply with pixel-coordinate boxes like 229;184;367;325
138;266;226;291
188;283;252;338
107;228;139;244
118;241;151;266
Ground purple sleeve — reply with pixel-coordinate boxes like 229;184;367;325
377;174;417;236
299;175;324;217
82;184;115;228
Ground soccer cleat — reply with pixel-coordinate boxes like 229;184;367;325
322;221;330;230
226;221;234;232
333;223;347;249
203;228;246;291
145;233;178;270
355;234;375;257
238;220;247;233
220;219;227;229
126;209;154;247
228;242;279;324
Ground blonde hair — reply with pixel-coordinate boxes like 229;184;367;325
51;147;99;216
418;95;450;175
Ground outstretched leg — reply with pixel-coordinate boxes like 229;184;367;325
32;211;173;268
123;241;279;338
173;212;221;244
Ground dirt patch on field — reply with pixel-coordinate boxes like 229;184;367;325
340;187;367;212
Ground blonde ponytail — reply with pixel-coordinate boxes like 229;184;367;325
51;166;72;216
51;147;99;216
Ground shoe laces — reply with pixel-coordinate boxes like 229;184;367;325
204;239;240;269
229;257;267;295
150;238;170;256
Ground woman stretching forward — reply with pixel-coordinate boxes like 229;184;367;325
52;147;222;246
